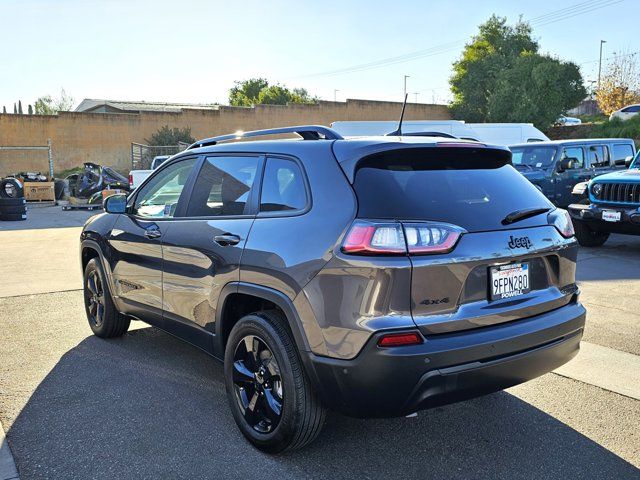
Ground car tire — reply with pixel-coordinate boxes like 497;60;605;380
0;212;27;221
0;198;26;207
83;258;130;337
224;310;326;453
573;219;609;247
0;179;24;199
0;205;27;215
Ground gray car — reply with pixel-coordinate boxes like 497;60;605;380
80;125;586;452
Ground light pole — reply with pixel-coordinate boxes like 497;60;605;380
403;75;410;97
412;92;419;103
334;89;339;102
597;40;607;92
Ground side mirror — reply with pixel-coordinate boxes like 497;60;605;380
557;158;571;172
625;155;634;167
103;194;127;214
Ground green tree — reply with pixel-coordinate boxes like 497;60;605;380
487;53;585;127
450;15;585;128
229;78;318;106
28;104;33;115
145;125;195;146
2;106;6;114
13;103;17;114
34;89;75;115
18;100;23;114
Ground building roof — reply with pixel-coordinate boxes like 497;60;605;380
75;98;219;113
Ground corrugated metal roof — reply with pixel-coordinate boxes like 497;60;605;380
75;98;219;113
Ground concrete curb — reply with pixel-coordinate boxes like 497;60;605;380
0;421;19;480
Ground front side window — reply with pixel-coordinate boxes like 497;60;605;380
260;158;307;212
561;147;584;169
186;156;259;217
132;158;196;218
588;145;609;167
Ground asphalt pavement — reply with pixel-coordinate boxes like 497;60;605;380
0;207;638;479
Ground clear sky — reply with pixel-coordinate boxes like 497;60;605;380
1;0;638;110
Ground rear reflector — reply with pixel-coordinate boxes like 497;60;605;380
341;220;464;256
128;174;133;187
377;332;423;347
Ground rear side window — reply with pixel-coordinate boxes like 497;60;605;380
588;145;609;167
612;144;634;162
186;156;259;217
260;158;307;212
353;147;552;232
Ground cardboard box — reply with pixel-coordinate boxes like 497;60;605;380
23;182;55;202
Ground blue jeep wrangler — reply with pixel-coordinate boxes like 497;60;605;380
510;139;635;207
568;150;640;246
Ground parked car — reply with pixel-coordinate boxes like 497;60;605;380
568;150;640;246
510;139;636;207
555;115;582;126
128;155;171;189
609;104;640;121
80;125;585;452
330;121;549;145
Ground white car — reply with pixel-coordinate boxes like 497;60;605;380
556;115;582;126
609;104;640;121
128;155;170;189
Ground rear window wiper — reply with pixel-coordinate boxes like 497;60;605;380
502;207;551;225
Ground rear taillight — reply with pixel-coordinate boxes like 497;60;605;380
128;174;133;187
549;208;574;238
341;220;464;256
377;331;423;347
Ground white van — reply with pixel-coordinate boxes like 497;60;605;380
330;120;548;146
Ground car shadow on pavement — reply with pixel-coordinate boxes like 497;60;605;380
6;327;639;480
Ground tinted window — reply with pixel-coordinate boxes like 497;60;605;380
260;158;307;212
561;147;584;169
186;156;259;217
133;158;196;218
588;145;609;167
510;146;556;168
623;105;640;113
353;148;552;232
612;144;634;162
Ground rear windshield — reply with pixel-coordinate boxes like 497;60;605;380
510;146;557;168
353;148;553;232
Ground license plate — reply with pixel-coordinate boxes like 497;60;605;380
602;210;621;222
490;263;530;301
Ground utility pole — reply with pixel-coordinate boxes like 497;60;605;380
597;39;607;92
334;89;339;102
403;75;410;97
412;92;419;103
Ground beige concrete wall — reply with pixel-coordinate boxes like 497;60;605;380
0;99;450;176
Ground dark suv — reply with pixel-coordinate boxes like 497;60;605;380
80;126;586;452
510;139;636;207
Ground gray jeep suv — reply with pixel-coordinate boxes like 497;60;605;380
80;126;586;452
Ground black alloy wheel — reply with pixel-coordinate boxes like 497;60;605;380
85;269;106;328
232;335;283;434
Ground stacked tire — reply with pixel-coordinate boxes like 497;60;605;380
0;178;27;221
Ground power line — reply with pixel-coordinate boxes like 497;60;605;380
580;50;640;66
292;0;626;79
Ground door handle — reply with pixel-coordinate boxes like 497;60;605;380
214;234;241;246
144;227;162;239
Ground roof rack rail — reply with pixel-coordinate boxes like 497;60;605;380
187;125;343;150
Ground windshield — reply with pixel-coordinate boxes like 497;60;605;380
510;146;557;168
631;151;640;169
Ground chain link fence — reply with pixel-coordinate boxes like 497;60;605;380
131;142;189;170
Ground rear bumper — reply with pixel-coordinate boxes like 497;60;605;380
568;202;640;234
303;301;585;418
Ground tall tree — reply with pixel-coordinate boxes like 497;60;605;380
18;100;23;114
28;104;33;115
596;51;640;115
13;103;17;114
229;78;318;106
450;15;585;128
2;106;6;114
34;89;75;115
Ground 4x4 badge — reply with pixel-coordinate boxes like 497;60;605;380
508;235;532;249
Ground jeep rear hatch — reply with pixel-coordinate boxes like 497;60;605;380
345;145;574;335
